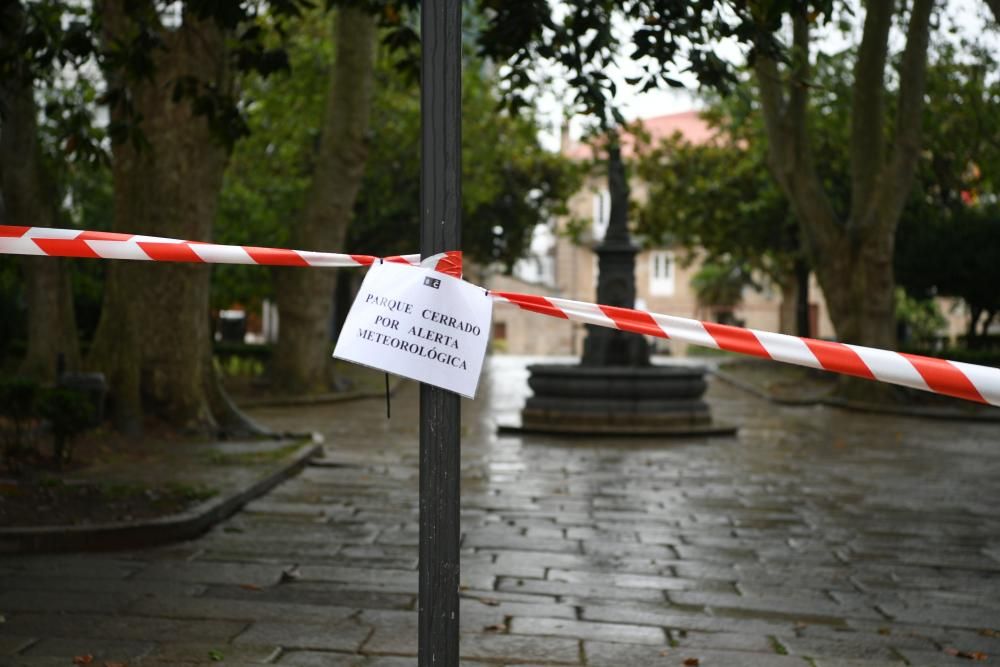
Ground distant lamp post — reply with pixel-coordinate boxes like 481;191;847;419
581;139;649;367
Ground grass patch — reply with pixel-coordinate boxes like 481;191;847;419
0;479;217;527
769;636;789;655
720;359;837;402
205;441;305;466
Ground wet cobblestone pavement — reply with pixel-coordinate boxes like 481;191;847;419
2;356;1000;666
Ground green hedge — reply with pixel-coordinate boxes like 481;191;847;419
213;341;273;361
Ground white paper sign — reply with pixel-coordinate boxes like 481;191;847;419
333;261;493;398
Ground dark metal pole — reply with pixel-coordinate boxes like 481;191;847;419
419;1;461;665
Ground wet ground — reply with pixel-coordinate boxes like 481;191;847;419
2;355;1000;666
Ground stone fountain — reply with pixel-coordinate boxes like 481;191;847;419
512;141;735;436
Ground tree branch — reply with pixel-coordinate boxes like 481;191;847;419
787;11;811;160
849;0;894;227
985;0;1000;24
303;5;377;247
754;55;790;189
877;0;935;230
755;13;839;256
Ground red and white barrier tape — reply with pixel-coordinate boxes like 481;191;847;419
491;291;1000;408
2;225;997;407
0;225;462;277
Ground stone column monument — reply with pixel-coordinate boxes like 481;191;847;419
514;138;734;436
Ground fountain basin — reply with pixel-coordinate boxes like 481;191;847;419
500;363;737;437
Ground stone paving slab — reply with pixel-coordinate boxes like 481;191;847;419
582;640;808;666
2;358;1000;665
141;642;282;664
233;618;371;652
19;638;156;662
671;630;775;653
459;633;580;663
4;658;95;667
124;595;357;624
508;616;667;645
581;603;804;635
198;581;415;612
0;575;205;597
0;589;138;614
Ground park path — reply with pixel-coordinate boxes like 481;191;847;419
2;356;1000;666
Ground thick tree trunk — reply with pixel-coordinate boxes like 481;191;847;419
272;7;377;394
0;66;81;382
813;235;897;352
88;261;143;433
89;4;251;434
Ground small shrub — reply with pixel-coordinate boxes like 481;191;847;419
0;377;41;472
39;387;95;467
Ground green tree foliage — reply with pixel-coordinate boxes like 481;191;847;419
480;1;944;353
217;22;580;302
351;60;580;270
632;51;856;336
635;117;795;293
894;287;947;349
213;10;335;311
2;0;315;432
896;38;1000;347
898;204;1000;346
690;262;754;322
477;0;798;129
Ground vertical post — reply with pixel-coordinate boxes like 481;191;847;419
419;1;461;666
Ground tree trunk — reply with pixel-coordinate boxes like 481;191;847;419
0;61;82;382
88;260;143;433
813;234;897;352
778;276;797;335
20;258;80;381
795;257;810;338
755;1;934;350
980;310;996;342
272;7;377;394
967;306;983;349
89;3;250;435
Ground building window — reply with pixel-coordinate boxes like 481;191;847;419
649;251;675;296
592;189;610;240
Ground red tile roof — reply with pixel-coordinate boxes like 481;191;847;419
562;110;717;161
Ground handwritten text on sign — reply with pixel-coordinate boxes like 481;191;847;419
333;261;493;398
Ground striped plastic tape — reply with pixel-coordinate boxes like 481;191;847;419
491;291;1000;408
0;225;462;277
2;224;997;407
